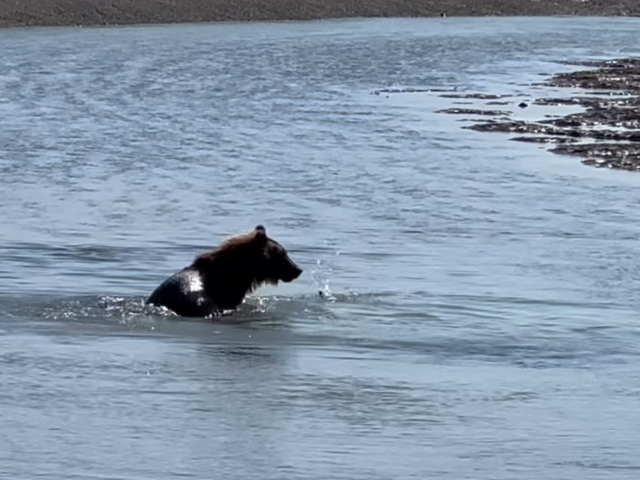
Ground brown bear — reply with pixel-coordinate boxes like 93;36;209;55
146;225;303;318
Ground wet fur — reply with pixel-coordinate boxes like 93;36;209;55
146;225;303;318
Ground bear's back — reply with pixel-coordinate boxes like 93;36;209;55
146;267;219;318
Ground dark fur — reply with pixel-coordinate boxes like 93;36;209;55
146;225;303;318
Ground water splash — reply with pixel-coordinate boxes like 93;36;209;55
311;257;336;302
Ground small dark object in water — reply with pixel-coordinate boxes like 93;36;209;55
518;101;528;108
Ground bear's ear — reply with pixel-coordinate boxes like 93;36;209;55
253;225;268;245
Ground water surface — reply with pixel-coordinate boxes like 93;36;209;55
2;16;640;480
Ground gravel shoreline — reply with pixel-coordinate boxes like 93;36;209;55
0;0;639;29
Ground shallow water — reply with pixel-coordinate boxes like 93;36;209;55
2;16;640;480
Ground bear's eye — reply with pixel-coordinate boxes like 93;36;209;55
268;246;285;260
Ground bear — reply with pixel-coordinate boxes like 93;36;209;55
146;225;303;318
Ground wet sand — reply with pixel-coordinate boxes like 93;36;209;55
453;59;640;172
0;0;639;29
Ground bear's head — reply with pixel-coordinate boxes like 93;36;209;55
193;225;303;307
250;225;303;284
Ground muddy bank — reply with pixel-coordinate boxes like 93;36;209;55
435;58;640;172
0;0;639;28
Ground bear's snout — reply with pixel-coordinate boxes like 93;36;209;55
283;265;303;282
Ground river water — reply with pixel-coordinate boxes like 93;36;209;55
2;16;640;480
